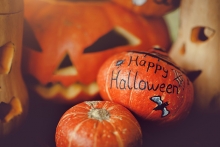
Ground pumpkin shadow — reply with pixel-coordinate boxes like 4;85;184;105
140;108;220;147
0;88;72;147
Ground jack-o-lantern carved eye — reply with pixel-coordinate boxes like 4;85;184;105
132;0;147;6
0;42;14;74
23;19;42;52
54;54;78;76
83;26;140;53
191;26;215;43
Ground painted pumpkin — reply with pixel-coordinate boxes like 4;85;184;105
112;0;180;17
0;0;28;137
55;101;142;147
169;0;220;113
97;47;194;124
22;0;171;104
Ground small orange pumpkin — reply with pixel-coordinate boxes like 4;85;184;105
22;0;171;104
55;101;142;147
97;47;194;124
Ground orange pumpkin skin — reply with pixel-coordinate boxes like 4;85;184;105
55;101;142;147
22;0;171;104
112;0;180;17
97;48;194;124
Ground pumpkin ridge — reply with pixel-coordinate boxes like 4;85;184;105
105;61;116;101
144;107;155;120
62;112;87;121
92;120;100;147
108;119;124;147
113;115;142;136
100;101;110;110
76;105;93;111
67;118;91;146
105;105;118;112
128;87;135;109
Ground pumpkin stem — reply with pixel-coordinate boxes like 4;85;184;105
88;108;110;121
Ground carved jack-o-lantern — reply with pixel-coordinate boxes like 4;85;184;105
22;0;171;104
0;0;28;137
112;0;180;17
169;0;220;113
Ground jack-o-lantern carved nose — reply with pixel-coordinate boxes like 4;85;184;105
83;26;140;53
54;54;78;76
0;42;14;74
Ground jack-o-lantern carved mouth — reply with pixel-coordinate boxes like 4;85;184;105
34;82;99;100
186;70;202;82
0;97;23;122
178;44;202;82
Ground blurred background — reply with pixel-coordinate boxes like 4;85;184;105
1;0;220;146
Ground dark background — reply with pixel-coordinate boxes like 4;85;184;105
0;88;220;147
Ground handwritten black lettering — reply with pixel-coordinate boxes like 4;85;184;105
110;70;120;89
128;55;138;66
146;62;155;72
109;70;179;94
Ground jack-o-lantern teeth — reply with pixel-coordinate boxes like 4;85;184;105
55;54;77;76
177;43;202;82
132;0;147;6
0;42;15;74
0;97;22;123
55;66;78;76
186;70;202;82
191;26;215;43
83;26;140;53
34;82;99;100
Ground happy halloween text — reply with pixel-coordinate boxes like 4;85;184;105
109;55;180;94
